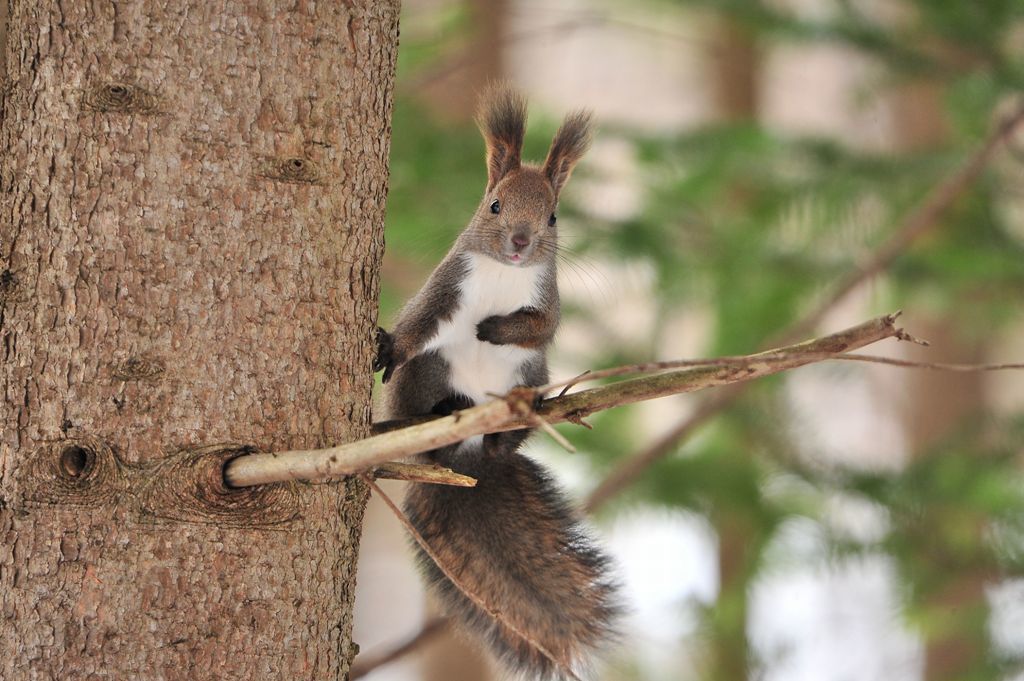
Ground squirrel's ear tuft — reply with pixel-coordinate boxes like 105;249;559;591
476;83;527;191
543;110;593;198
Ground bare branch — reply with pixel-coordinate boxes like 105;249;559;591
541;333;931;393
582;354;1024;511
539;313;904;419
349;618;450;679
372;462;477;487
224;313;906;488
834;354;1024;372
532;414;578;452
585;387;738;513
544;351;1020;395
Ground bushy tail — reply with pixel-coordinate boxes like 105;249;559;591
403;436;620;680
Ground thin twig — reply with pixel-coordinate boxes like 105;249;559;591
372;462;477;487
557;369;592;397
582;353;1024;511
532;414;577;453
349;617;449;679
224;313;906;487
585;387;739;512
538;326;930;394
545;352;1021;395
362;477;584;681
539;313;903;420
834;354;1024;372
502;388;579;452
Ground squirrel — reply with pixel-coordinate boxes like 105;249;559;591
374;84;620;680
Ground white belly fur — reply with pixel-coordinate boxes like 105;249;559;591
423;253;543;404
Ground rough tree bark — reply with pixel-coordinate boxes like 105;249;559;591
0;2;398;679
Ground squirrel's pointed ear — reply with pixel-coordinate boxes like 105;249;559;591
543;110;593;197
476;84;527;191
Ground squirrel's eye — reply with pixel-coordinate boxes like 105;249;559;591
548;213;557;227
490;200;501;214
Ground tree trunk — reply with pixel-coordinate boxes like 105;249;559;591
899;319;991;681
418;0;508;122
708;16;759;122
0;2;398;679
890;79;991;681
704;17;760;681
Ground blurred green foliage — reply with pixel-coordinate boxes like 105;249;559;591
381;1;1024;679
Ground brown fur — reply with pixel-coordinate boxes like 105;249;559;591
476;301;558;348
461;167;556;269
543;110;593;196
376;86;617;680
380;254;469;382
476;83;528;191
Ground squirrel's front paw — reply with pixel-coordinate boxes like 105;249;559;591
374;327;399;383
476;316;504;344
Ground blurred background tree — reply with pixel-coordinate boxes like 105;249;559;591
355;1;1024;680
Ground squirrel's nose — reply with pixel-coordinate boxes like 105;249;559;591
511;232;531;252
